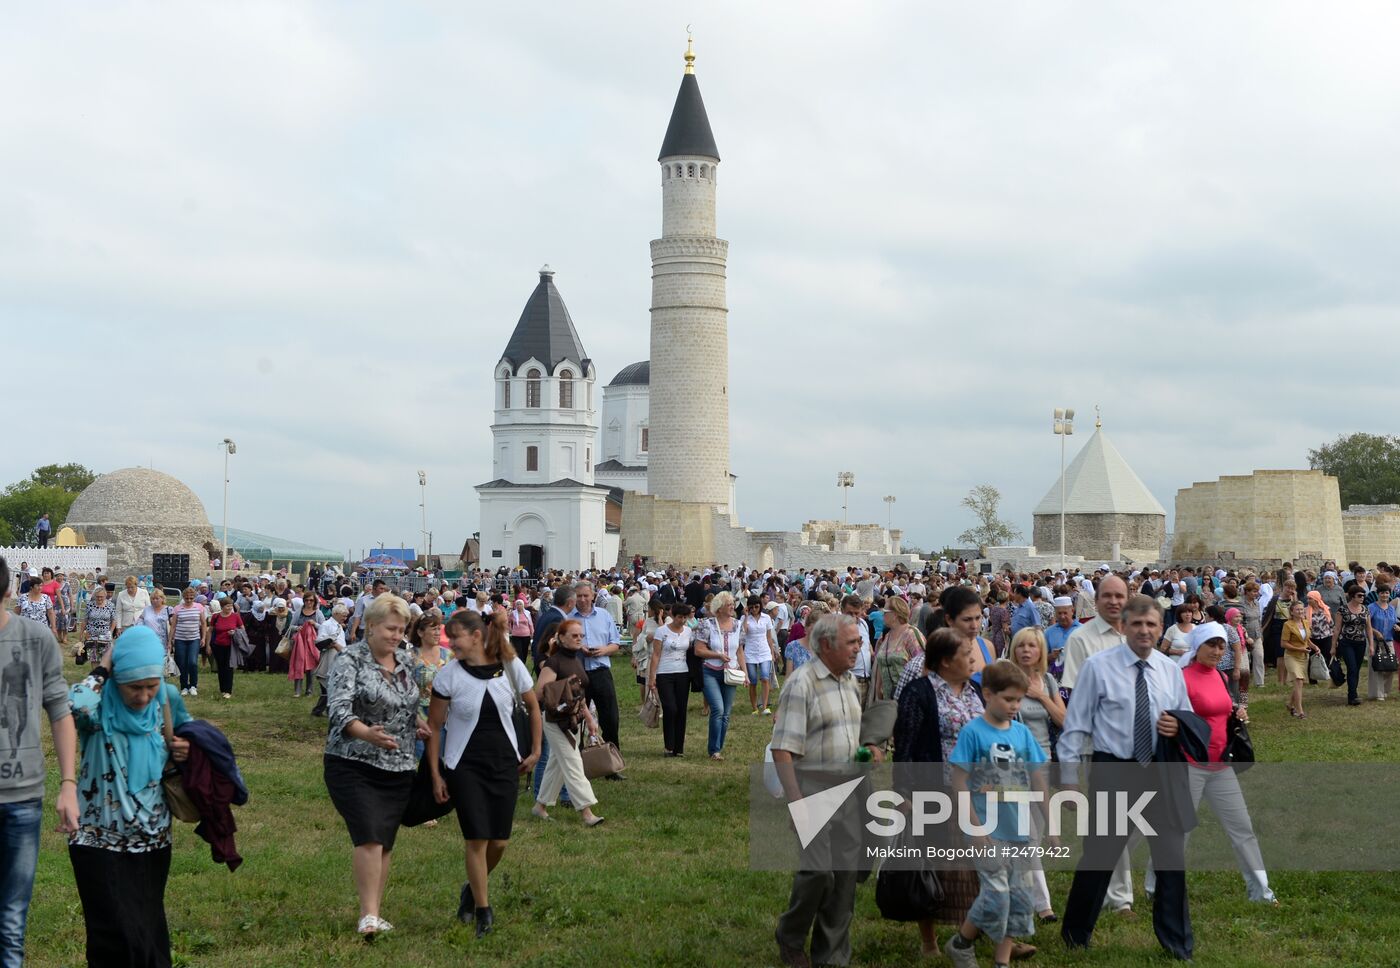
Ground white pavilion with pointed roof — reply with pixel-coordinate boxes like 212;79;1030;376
1031;422;1167;562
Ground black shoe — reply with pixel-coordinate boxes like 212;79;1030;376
1348;697;1362;706
605;773;626;782
457;882;474;924
474;906;493;937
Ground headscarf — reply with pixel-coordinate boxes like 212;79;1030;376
99;627;169;811
1225;607;1247;652
1178;621;1228;669
1306;589;1329;625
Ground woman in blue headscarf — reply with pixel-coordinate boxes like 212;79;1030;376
67;625;192;967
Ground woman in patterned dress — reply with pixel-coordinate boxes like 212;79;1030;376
323;594;426;938
80;586;116;665
16;579;57;636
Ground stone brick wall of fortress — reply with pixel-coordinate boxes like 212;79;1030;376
1343;505;1400;566
647;235;730;507
1172;470;1345;562
1032;512;1165;562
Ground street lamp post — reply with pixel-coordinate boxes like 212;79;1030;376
418;471;428;568
883;494;896;529
220;439;236;579
1052;409;1075;571
836;472;855;525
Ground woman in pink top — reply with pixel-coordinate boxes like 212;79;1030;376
1148;623;1276;903
507;599;534;662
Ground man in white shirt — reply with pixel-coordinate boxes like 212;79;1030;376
1058;594;1194;961
1059;576;1128;694
840;595;872;685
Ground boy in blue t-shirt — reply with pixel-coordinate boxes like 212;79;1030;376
944;660;1050;968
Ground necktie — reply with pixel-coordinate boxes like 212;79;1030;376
1133;659;1153;764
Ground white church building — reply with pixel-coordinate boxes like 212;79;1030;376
593;361;650;496
475;268;618;573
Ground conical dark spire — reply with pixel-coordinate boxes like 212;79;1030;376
658;65;719;160
499;267;588;372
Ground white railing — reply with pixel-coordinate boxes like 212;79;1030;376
0;546;108;574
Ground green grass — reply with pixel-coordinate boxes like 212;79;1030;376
22;666;1400;967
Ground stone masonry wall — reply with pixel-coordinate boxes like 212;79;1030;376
1343;505;1400;566
1033;512;1165;562
1174;470;1345;562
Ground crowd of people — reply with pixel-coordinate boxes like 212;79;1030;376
2;551;1397;966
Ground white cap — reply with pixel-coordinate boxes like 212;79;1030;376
1052;596;1073;607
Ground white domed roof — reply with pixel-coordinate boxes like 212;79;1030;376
67;467;213;529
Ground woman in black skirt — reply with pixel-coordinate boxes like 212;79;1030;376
323;594;424;939
427;609;542;936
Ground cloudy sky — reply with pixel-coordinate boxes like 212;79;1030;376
5;2;1396;558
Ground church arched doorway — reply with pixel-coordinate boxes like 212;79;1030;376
519;544;544;575
758;544;775;571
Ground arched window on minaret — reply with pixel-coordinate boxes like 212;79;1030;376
559;369;574;409
676;164;683;177
700;164;708;178
687;163;695;177
526;369;541;408
502;378;511;409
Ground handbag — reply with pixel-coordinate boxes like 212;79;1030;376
639;687;661;729
164;652;179;678
580;738;626;779
1372;641;1399;673
859;671;898;748
875;830;943;921
502;661;532;756
717;625;747;686
400;755;456;827
1308;650;1329;682
160;696;200;823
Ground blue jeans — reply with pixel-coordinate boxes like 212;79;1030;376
533;736;569;805
1338;639;1366;702
747;661;774;687
702;668;737;756
0;798;42;968
173;639;200;690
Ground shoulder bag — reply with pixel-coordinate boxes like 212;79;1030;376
1307;649;1330;683
502;660;532;756
161;695;200;823
718;626;746;687
860;670;898;748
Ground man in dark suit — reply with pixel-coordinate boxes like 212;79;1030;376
530;584;574;673
685;573;705;612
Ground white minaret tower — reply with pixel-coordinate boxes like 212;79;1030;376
648;34;730;510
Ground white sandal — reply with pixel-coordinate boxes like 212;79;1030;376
357;915;378;937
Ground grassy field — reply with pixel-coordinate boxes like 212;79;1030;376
22;663;1400;967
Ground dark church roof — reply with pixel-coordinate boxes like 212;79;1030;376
607;361;650;387
499;268;589;373
658;73;719;161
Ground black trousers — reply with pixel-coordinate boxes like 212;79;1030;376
70;843;172;967
1061;753;1193;961
212;644;234;694
656;672;690;754
587;666;620;752
1337;639;1366;701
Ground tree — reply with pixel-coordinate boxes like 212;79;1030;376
957;484;1023;549
23;463;96;494
0;463;95;545
1308;433;1400;508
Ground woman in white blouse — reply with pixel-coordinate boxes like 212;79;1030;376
647;603;694;756
427;609;541;937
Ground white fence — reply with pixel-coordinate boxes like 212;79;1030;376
0;546;108;575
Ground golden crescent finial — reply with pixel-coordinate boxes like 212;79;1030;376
684;27;695;74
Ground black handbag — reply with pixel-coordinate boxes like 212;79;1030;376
875;831;943;921
1223;714;1255;770
400;755;456;827
503;661;531;756
1372;641;1399;673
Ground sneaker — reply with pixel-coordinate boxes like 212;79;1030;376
751;708;761;716
188;687;198;697
180;688;189;696
221;693;232;700
762;707;772;716
943;935;979;968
